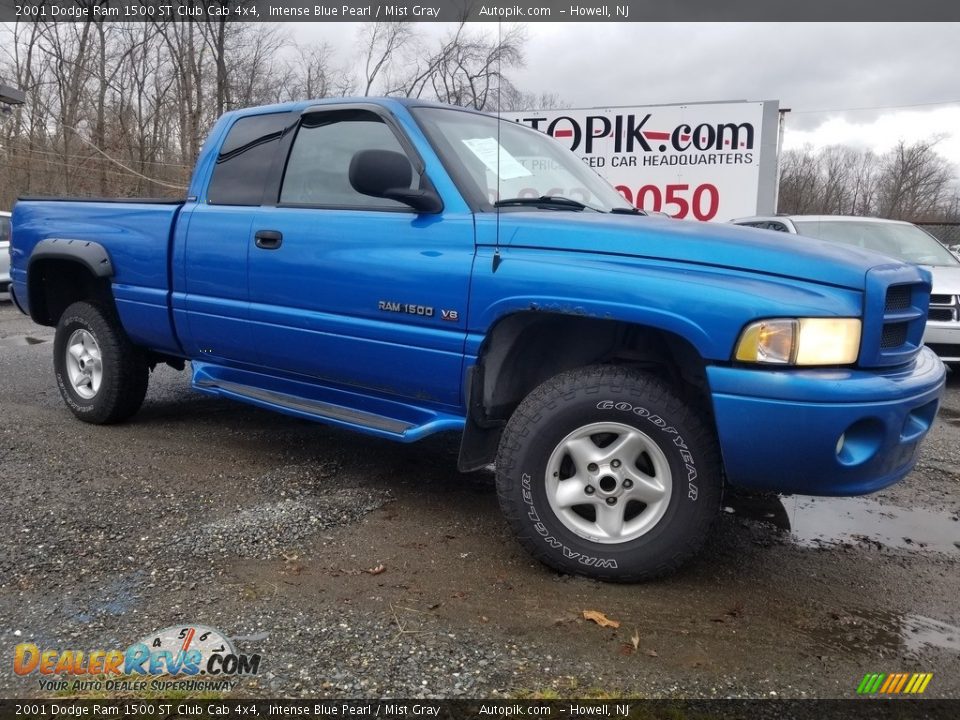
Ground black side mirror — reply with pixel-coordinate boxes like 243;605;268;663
349;149;442;214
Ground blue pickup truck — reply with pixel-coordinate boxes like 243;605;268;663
8;98;946;581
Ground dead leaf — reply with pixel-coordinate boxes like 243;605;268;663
582;610;620;629
618;644;635;656
645;649;659;657
366;564;386;575
630;628;640;650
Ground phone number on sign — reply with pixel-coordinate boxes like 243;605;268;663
616;183;720;221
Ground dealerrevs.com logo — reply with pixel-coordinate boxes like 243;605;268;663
14;625;261;693
515;113;756;156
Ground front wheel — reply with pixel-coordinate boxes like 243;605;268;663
53;301;149;424
495;366;721;582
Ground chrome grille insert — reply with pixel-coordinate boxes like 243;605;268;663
928;293;958;323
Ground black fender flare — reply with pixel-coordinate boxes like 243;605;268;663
28;238;114;278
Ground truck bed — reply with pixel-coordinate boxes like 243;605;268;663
10;197;185;354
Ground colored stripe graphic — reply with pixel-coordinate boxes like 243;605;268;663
857;672;932;694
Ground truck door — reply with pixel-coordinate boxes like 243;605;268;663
175;111;293;363
246;106;474;408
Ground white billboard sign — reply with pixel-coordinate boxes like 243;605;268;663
504;100;780;222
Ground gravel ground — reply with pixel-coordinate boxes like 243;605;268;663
0;301;958;700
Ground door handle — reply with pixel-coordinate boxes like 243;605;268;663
255;230;283;249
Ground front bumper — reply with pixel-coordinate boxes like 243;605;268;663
708;346;945;496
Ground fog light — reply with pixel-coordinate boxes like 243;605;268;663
836;418;884;466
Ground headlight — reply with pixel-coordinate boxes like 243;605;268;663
734;318;861;366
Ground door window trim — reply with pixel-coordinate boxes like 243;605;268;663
263;103;438;214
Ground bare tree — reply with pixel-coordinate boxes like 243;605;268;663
876;139;955;220
358;22;414;96
777;141;958;222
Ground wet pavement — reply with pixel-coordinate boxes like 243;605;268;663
726;493;960;554
0;302;958;699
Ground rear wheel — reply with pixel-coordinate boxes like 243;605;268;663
495;365;721;581
53;301;148;424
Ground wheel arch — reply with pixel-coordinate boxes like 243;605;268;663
27;239;115;326
458;310;714;471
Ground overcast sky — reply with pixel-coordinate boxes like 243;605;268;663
291;22;960;173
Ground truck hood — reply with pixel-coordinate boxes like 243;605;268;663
497;212;901;290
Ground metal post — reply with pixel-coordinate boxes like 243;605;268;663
774;108;790;213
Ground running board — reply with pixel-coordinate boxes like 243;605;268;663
191;362;464;442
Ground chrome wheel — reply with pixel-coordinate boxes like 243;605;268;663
64;329;103;399
545;421;672;544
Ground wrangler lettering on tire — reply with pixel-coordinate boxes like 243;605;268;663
495;365;721;581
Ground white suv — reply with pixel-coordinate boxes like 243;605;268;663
730;215;960;365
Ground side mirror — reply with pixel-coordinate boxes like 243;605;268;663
349;149;442;214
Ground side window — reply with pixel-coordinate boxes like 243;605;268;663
208;113;290;206
279;110;414;209
0;216;9;243
767;222;788;232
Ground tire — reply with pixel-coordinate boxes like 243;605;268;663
53;301;149;424
495;365;721;582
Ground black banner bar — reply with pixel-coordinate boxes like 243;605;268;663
2;700;960;720
1;0;959;23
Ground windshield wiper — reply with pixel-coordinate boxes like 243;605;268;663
609;206;646;215
494;195;597;211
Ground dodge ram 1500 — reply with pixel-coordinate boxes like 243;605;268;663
9;98;946;580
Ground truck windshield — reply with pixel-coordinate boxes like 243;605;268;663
413;107;635;213
793;220;960;267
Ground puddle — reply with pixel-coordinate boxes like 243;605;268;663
0;334;52;347
812;609;960;657
725;494;959;554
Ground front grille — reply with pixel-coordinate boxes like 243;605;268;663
881;322;908;348
885;285;913;311
928;293;958;325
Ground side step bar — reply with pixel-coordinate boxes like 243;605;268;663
191;362;464;442
197;380;413;434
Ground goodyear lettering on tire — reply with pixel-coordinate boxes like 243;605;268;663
596;400;699;501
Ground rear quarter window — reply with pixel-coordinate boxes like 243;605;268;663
207;113;291;206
